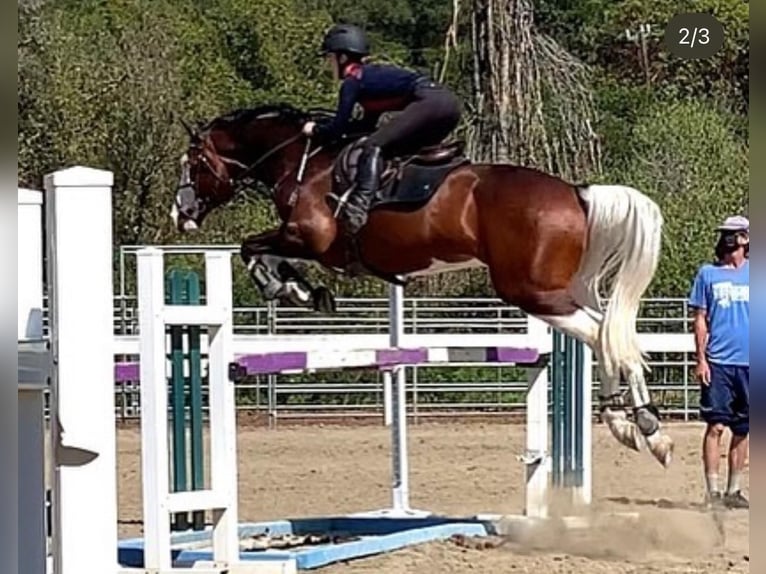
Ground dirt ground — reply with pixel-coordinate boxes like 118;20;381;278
116;420;749;573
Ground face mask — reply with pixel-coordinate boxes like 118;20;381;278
715;232;748;259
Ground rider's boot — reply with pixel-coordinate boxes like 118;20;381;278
346;145;382;234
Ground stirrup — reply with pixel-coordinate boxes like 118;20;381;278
347;182;375;212
344;207;368;234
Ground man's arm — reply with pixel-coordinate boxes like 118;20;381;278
693;308;709;363
688;268;711;383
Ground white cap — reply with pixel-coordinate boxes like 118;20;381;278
716;215;749;232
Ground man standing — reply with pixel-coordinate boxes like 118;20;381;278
688;215;749;509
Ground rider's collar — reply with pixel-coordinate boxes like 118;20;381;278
343;62;363;79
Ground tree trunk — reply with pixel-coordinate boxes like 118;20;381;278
467;0;601;180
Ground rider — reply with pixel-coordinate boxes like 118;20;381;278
302;23;462;233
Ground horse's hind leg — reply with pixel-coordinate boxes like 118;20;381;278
621;362;674;466
566;280;651;453
531;297;669;461
537;289;673;467
537;307;643;442
570;276;673;467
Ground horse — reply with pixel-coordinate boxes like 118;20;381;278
171;103;673;468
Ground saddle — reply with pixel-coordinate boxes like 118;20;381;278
330;138;471;214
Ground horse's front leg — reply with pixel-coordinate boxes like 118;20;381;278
240;228;336;313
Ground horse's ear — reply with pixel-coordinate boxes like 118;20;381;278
180;119;198;140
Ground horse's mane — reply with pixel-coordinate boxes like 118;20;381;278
202;103;335;132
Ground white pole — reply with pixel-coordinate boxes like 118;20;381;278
382;371;393;427
45;167;118;574
580;350;593;506
138;248;173;572
204;251;240;565
389;284;409;513
523;316;550;519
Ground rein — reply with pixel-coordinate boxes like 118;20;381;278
182;107;346;220
191;106;350;202
199;132;308;199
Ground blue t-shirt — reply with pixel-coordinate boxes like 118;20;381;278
688;259;749;366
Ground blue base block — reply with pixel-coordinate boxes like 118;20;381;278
118;515;495;570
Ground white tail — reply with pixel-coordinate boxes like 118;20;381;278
575;184;663;379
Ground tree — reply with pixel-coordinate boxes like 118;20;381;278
604;99;748;295
465;0;601;182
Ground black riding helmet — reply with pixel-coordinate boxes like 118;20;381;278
319;24;370;57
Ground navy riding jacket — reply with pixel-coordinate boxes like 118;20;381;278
313;63;423;141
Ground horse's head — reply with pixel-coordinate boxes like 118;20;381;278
172;120;236;231
172;105;331;232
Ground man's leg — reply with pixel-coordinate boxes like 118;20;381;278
700;361;734;508
702;422;726;506
724;365;749;508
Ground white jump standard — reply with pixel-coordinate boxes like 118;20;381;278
18;168;120;574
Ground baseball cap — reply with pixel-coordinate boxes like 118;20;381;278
716;215;749;232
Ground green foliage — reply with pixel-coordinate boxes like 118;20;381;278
602;98;748;296
209;0;333;106
538;0;748;115
19;0;255;243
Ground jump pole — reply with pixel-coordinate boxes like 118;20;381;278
381;284;422;516
521;316;552;519
551;331;593;507
47;167;120;574
18;188;44;341
514;325;593;522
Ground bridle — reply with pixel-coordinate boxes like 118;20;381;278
175;107;345;225
182;107;337;197
190;131;308;197
175;129;323;225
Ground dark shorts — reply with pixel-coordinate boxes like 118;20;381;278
700;362;749;435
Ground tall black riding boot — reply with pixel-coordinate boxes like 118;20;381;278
346;146;382;234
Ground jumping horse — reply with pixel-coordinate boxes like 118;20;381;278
172;103;673;468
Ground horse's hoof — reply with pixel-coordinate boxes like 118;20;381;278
602;407;644;452
261;279;284;301
645;432;674;468
312;287;336;314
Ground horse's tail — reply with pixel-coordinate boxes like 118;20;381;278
575;184;663;379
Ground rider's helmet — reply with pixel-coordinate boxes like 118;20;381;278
319;24;370;57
